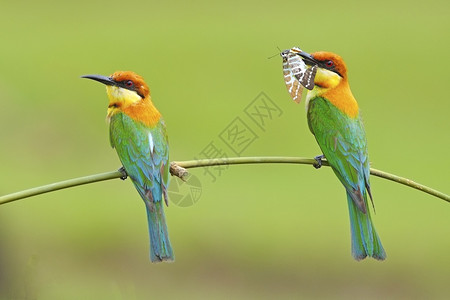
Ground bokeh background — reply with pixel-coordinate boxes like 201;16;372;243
1;0;449;299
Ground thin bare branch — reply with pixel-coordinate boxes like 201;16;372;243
0;157;448;205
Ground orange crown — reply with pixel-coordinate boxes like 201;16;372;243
111;71;151;99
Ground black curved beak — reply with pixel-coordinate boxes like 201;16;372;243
297;52;318;66
81;74;115;86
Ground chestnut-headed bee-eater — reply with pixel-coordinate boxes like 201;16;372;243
292;50;386;260
82;71;174;262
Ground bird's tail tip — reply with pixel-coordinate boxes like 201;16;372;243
352;245;386;261
150;251;175;263
347;192;386;261
146;200;175;263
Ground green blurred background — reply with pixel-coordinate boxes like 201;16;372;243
0;0;449;298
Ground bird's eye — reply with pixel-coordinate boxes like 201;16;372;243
125;80;134;87
325;60;334;67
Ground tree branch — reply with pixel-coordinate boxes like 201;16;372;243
0;156;448;206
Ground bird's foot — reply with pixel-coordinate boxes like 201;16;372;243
118;166;128;180
313;155;325;169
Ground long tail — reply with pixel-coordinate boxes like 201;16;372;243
347;192;386;261
145;201;175;262
144;199;174;262
135;183;174;262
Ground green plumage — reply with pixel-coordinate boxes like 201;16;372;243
307;97;385;260
109;112;173;262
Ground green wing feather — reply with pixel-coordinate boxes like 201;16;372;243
109;113;169;197
307;97;385;260
109;112;173;262
307;97;370;211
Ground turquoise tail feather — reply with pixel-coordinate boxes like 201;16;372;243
145;200;174;262
346;192;386;261
135;184;174;263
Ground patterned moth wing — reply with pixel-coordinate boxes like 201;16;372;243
289;47;317;91
281;48;305;103
295;64;317;90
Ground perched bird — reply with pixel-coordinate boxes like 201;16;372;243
82;71;174;262
288;50;386;260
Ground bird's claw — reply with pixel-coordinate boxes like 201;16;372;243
313;155;325;169
118;167;128;180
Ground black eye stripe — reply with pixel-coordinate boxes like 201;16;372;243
116;80;145;98
318;60;341;77
119;80;134;89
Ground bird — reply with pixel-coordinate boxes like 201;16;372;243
289;50;386;260
82;71;174;262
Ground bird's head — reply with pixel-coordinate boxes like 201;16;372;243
298;51;348;95
82;71;150;113
82;71;162;125
298;50;358;117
